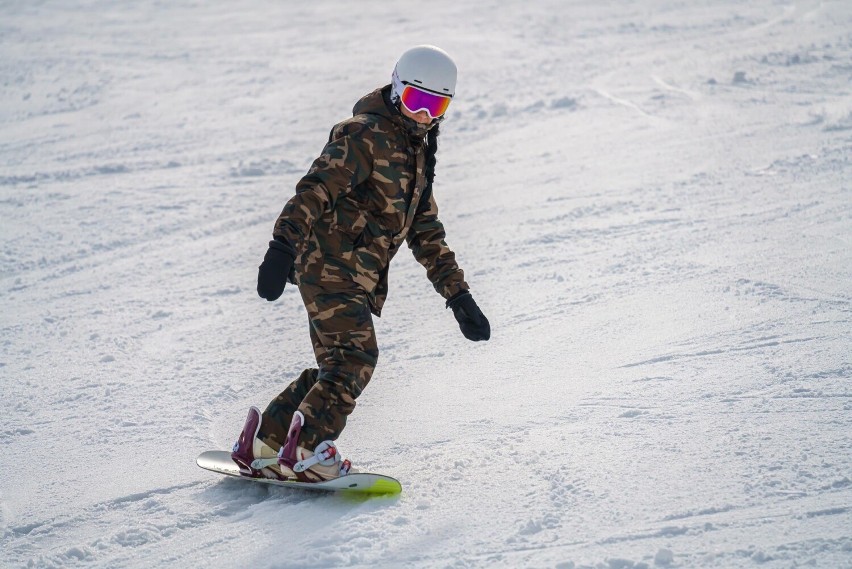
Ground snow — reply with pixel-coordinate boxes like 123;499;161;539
2;0;851;567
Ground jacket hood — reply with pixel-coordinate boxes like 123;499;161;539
353;85;436;141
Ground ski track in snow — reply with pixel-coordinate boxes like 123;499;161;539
2;0;851;567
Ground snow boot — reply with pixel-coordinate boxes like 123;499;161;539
277;411;352;482
231;406;294;480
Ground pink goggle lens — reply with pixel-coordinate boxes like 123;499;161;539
400;84;451;119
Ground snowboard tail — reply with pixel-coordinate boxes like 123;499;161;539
196;450;401;495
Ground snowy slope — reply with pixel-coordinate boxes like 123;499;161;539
2;0;851;567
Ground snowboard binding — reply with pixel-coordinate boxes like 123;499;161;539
233;408;352;483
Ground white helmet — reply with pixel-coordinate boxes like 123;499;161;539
391;45;457;102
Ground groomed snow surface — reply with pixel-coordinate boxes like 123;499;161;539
2;1;851;567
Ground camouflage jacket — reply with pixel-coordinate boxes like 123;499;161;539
272;86;469;316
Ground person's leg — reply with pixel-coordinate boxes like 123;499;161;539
258;367;319;450
295;287;379;450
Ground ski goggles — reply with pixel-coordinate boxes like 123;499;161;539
399;84;452;119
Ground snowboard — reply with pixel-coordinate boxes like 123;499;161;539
196;450;402;495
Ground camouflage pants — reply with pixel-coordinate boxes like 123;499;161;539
258;284;378;451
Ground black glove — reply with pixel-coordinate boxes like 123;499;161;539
257;238;296;301
447;291;490;341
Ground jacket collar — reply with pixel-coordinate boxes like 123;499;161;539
352;85;437;145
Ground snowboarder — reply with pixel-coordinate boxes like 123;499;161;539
231;45;490;482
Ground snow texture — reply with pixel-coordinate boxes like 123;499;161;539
2;1;851;568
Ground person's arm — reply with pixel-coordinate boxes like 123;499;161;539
273;122;373;251
406;186;469;300
256;122;373;302
407;188;490;341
